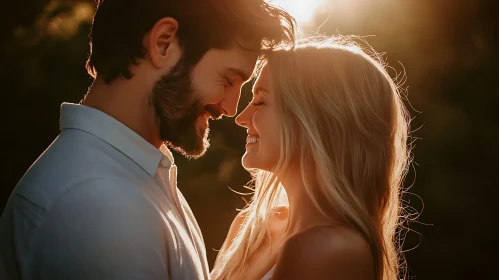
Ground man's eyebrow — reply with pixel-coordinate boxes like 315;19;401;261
225;67;252;82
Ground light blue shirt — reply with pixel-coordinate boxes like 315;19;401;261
0;103;209;279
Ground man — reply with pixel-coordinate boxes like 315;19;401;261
0;0;295;279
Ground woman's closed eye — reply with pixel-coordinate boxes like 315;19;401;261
251;101;265;106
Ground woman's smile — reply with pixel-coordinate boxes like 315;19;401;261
245;134;260;148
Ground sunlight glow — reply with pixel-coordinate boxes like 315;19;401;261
270;0;325;24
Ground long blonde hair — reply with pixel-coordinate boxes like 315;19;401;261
211;37;411;280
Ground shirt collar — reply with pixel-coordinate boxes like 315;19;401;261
59;102;173;176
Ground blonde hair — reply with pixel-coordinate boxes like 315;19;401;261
211;37;411;280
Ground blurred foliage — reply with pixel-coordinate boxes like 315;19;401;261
1;0;498;279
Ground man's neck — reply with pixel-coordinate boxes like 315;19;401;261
82;76;163;148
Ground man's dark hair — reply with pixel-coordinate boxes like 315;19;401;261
86;0;296;83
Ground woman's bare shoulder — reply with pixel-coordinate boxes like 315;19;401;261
287;225;372;258
218;208;250;254
272;225;375;280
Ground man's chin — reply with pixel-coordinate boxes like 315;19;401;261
164;128;210;159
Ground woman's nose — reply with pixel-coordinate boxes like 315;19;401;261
235;105;251;128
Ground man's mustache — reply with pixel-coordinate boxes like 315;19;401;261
204;104;223;120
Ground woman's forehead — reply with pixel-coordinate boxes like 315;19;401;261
252;64;270;95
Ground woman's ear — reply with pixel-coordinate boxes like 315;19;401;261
144;17;181;69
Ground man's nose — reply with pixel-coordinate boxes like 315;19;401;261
221;88;242;117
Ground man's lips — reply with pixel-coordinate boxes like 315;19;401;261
201;111;211;120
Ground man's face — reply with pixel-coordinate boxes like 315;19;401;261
152;41;258;159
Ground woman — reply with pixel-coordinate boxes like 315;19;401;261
211;37;411;280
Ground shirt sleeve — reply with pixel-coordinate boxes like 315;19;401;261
29;179;170;280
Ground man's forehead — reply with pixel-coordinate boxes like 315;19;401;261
224;51;259;80
235;34;262;52
226;67;249;81
210;37;260;79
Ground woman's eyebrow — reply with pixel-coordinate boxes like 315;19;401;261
252;86;269;95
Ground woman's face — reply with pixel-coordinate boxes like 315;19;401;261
235;64;281;171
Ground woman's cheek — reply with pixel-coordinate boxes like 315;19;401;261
252;109;265;131
251;109;258;123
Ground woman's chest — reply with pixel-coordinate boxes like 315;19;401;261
241;241;281;280
242;211;290;280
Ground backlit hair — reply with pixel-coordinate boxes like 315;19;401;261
86;0;295;83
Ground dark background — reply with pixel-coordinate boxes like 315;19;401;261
1;0;498;279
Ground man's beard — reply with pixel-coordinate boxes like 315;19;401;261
151;63;222;159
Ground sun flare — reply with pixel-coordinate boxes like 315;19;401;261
270;0;325;24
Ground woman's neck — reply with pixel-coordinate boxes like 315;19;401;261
280;168;333;236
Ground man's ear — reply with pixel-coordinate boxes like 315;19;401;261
144;17;180;69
